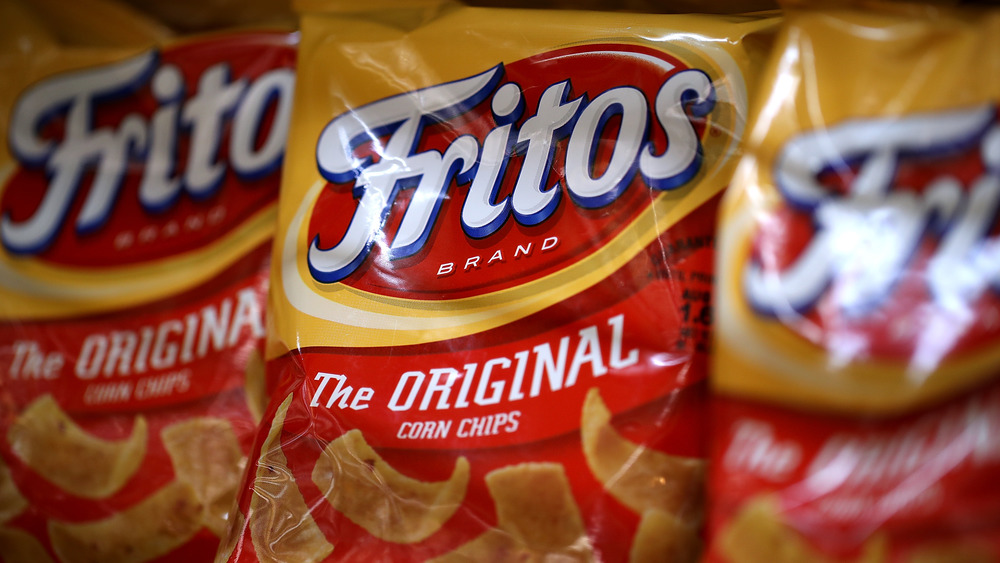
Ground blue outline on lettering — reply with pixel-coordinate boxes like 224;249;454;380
423;65;505;123
74;120;148;236
318;117;406;185
181;63;246;202
308;177;408;284
776;153;864;214
750;110;997;318
315;65;505;186
1;165;79;255
8;51;160;169
388;139;478;261
741;250;835;319
9;99;74;169
308;65;504;283
511;79;585;227
232;69;294;182
568;86;649;210
137;64;188;215
492;81;526;126
2;52;159;255
462;126;517;240
461;83;525;240
642;69;716;192
925;128;1000;304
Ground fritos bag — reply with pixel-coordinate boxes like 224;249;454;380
709;2;1000;562
0;0;296;561
219;2;775;562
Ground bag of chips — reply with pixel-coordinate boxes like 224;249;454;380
218;2;776;561
0;0;296;560
709;2;1000;561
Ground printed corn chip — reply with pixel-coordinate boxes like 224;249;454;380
432;462;594;562
313;429;470;544
48;481;203;563
162;417;246;537
630;509;701;563
250;395;333;563
485;462;589;556
8;395;146;499
581;388;704;519
718;496;887;563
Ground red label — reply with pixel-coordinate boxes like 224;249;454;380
294;199;717;454
295;291;702;453
0;31;295;563
707;385;1000;561
1;33;295;266
231;196;719;562
306;44;714;294
745;107;1000;362
0;246;269;414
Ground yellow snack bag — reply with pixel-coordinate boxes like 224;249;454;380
220;1;776;561
709;2;1000;561
0;0;296;560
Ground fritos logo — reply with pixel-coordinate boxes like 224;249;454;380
305;45;719;296
744;106;1000;360
0;36;296;266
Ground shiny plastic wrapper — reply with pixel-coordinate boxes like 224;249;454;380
0;0;297;561
219;1;777;561
709;2;1000;562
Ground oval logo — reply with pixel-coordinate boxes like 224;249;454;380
304;44;718;299
0;33;296;267
744;106;1000;361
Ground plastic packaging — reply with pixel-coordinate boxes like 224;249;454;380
0;1;296;561
218;2;777;562
709;2;1000;561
